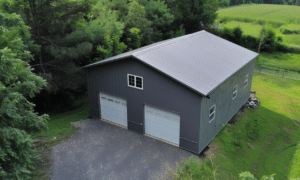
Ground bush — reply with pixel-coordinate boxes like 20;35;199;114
239;171;276;180
216;25;288;53
174;156;215;180
260;27;287;53
242;35;259;50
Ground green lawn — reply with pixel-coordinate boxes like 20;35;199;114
210;72;300;179
256;52;300;72
30;94;90;139
219;21;263;37
284;34;300;49
217;4;300;26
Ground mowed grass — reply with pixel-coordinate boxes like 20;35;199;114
284;34;300;49
209;72;300;179
256;52;300;72
30;94;90;139
220;21;263;37
217;4;300;25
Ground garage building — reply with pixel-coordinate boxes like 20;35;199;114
82;30;259;154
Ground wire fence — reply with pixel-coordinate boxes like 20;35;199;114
254;65;300;81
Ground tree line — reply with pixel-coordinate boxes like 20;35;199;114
1;0;218;115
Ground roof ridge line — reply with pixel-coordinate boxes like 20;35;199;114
132;30;207;57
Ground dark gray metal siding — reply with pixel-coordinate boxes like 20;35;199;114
86;57;201;153
199;58;256;153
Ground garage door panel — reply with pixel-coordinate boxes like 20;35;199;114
146;118;180;130
100;93;127;127
145;105;180;145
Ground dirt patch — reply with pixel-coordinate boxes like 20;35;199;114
247;142;254;149
205;143;218;160
70;119;90;128
283;127;293;134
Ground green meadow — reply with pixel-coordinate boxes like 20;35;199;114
211;72;300;179
217;4;300;25
217;4;300;52
257;52;300;72
220;21;263;37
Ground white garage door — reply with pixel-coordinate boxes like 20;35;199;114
145;105;180;146
100;92;127;127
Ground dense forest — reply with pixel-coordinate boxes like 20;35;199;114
0;0;219;114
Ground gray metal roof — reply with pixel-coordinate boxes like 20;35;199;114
82;30;259;96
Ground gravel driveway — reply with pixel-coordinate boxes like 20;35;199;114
47;118;201;180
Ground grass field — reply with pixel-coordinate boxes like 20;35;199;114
284;34;300;49
210;72;300;179
256;52;300;72
217;4;300;53
217;4;300;25
220;21;263;37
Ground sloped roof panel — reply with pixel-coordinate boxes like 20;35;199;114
82;30;259;96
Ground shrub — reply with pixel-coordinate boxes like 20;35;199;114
239;171;276;180
260;27;287;53
242;35;259;50
174;156;215;180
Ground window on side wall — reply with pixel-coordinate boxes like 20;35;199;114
209;105;216;123
244;74;248;87
127;74;143;90
233;85;237;99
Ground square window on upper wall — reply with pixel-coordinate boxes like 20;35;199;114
127;74;143;90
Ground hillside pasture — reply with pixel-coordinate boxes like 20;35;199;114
219;21;263;37
256;52;300;72
210;72;300;180
217;4;300;26
284;34;300;49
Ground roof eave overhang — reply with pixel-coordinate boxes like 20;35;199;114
204;54;259;96
81;55;134;69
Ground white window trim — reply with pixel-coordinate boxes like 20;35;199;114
127;74;143;90
244;74;248;87
232;85;238;100
209;104;216;123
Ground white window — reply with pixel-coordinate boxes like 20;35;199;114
232;85;237;99
244;74;248;87
127;74;143;90
209;105;216;123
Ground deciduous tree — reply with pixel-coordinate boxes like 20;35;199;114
0;12;49;180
